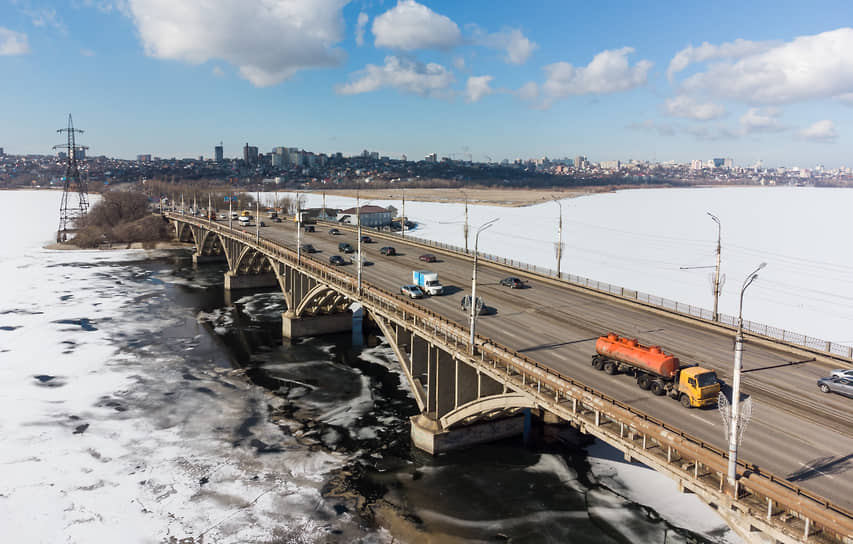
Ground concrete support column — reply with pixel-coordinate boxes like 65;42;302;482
410;413;525;455
281;310;352;340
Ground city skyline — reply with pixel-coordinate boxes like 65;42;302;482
1;1;853;167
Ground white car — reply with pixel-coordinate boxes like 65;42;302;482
829;368;853;380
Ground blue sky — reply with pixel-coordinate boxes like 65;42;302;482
1;0;853;167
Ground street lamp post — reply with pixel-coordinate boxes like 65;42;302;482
228;190;232;229
255;190;260;243
469;218;499;354
401;188;406;239
463;193;469;253
726;262;766;492
708;212;722;321
296;191;302;262
553;198;563;278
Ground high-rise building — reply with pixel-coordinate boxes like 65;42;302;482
713;158;725;168
243;143;258;165
0;147;4;156
214;144;224;162
574;155;587;169
74;148;86;160
425;152;437;163
137;154;152;162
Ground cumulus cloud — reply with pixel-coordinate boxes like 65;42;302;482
740;107;787;133
452;55;465;71
799;120;838;142
355;12;368;46
680;28;853;104
542;47;651;99
838;93;853;106
372;0;461;51
667;38;776;81
470;26;537;64
336;55;454;97
663;95;726;121
465;75;493;103
0;27;29;55
125;0;348;87
23;7;66;33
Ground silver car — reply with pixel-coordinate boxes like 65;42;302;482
400;285;425;299
829;368;853;380
817;376;853;398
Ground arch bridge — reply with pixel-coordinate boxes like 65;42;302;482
168;213;853;544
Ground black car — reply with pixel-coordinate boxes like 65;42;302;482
304;225;315;232
329;255;346;266
300;243;317;253
380;246;396;256
328;228;340;235
499;276;526;288
272;217;282;223
338;242;354;253
360;235;373;243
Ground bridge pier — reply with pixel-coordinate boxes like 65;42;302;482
281;310;352;340
224;271;278;290
192;253;226;265
410;413;525;455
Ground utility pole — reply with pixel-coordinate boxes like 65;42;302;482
708;212;722;321
54;114;89;242
553;198;563;278
463;196;469;253
727;262;766;493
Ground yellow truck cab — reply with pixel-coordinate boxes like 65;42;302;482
677;367;720;408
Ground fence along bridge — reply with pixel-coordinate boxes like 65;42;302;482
168;212;853;544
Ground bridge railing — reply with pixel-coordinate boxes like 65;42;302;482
352;226;853;362
169;214;853;541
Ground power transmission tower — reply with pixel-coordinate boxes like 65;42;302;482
54;114;89;242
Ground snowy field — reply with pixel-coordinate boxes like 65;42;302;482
270;186;853;347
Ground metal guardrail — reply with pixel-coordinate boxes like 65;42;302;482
372;229;853;362
168;213;853;540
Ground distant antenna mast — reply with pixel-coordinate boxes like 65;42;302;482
54;114;89;242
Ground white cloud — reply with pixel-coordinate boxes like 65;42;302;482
838;93;853;106
336;55;454;97
0;27;29;55
23;7;66;33
799;120;838;142
212;66;225;77
663;95;726;121
680;28;853;104
740;107;786;133
372;0;460;51
542;47;651;99
125;0;348;87
355;12;368;46
452;55;465;71
518;81;538;101
667;38;776;82
470;26;537;65
465;75;493;103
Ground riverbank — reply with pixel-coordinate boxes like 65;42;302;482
44;241;193;251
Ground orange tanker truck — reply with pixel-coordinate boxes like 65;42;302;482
592;333;720;408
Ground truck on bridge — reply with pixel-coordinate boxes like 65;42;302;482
592;333;720;408
413;270;444;295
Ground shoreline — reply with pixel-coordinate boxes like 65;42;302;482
44;241;193;251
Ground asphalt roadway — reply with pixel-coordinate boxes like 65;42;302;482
234;218;853;510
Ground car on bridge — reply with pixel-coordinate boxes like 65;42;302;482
304;225;315;232
360;235;373;243
419;253;437;263
829;368;853;380
338;242;354;253
329;255;346;266
300;244;317;253
400;284;425;299
499;276;527;289
380;246;396;256
328;228;340;235
817;376;853;398
461;295;486;315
